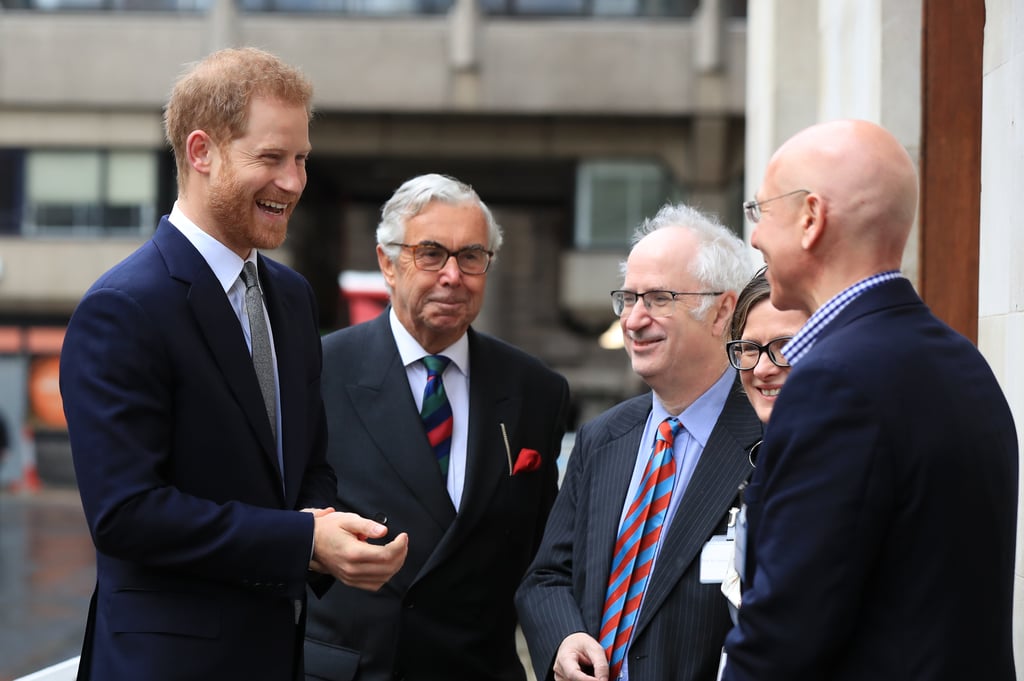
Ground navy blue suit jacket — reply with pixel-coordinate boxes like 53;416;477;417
60;218;336;680
723;277;1018;681
516;383;761;681
304;312;570;681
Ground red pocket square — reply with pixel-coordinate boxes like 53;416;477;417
512;448;542;475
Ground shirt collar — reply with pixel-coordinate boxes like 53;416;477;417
389;307;470;378
169;201;254;293
783;270;904;366
651;366;734;448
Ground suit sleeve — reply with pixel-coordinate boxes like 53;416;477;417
722;362;893;680
60;287;314;592
515;424;593;681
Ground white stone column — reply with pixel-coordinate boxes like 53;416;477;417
743;0;819;238
981;2;1024;675
207;0;240;53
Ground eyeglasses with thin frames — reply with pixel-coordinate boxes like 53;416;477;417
610;289;724;318
743;189;810;223
388;242;494;275
726;336;793;370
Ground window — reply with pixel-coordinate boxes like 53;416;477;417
574;160;682;248
25;150;158;236
0;149;24;235
480;0;702;17
237;0;449;13
22;0;209;10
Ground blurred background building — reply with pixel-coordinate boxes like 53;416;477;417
0;0;749;487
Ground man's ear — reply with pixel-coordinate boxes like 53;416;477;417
800;193;826;250
710;290;737;338
185;130;216;176
376;244;397;290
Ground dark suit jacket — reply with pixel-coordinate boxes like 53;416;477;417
60;218;336;680
304;312;570;681
515;383;761;681
723;277;1018;681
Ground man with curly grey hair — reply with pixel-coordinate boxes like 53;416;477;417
516;202;761;681
305;173;571;681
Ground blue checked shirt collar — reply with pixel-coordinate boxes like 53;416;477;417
782;270;904;366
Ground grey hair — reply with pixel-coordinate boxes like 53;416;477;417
620;202;753;320
376;174;503;262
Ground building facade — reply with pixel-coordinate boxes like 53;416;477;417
0;0;749;483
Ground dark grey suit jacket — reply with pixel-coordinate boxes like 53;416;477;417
305;311;570;681
515;383;761;681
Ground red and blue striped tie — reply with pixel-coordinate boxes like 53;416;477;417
599;417;681;678
421;355;454;478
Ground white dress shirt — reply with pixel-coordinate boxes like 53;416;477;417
388;307;470;510
168;202;283;472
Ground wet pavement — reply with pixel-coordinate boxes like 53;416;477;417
0;487;93;681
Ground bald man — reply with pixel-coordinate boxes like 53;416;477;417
721;120;1017;681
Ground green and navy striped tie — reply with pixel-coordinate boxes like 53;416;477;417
420;355;454;478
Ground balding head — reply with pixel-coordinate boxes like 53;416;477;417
752;120;919;313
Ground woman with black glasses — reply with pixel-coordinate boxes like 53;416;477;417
715;269;810;680
726;270;808;426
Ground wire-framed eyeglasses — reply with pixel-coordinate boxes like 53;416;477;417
388;242;494;275
742;189;810;223
726;336;794;370
611;289;724;318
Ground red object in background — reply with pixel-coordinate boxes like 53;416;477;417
29;356;66;429
339;271;389;325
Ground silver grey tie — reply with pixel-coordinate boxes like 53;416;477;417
239;262;277;442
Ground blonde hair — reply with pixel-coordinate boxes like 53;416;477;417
163;47;313;189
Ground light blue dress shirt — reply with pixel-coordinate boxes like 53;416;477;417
616;367;734;680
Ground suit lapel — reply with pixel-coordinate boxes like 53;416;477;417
345;315;456;531
417;331;519;578
454;331;518;517
633;384;761;638
154;222;283;497
584;396;651;626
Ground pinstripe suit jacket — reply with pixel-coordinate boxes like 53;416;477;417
515;382;761;681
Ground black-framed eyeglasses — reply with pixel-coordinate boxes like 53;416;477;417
388;242;494;275
742;189;810;223
726;336;793;370
611;289;724;318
